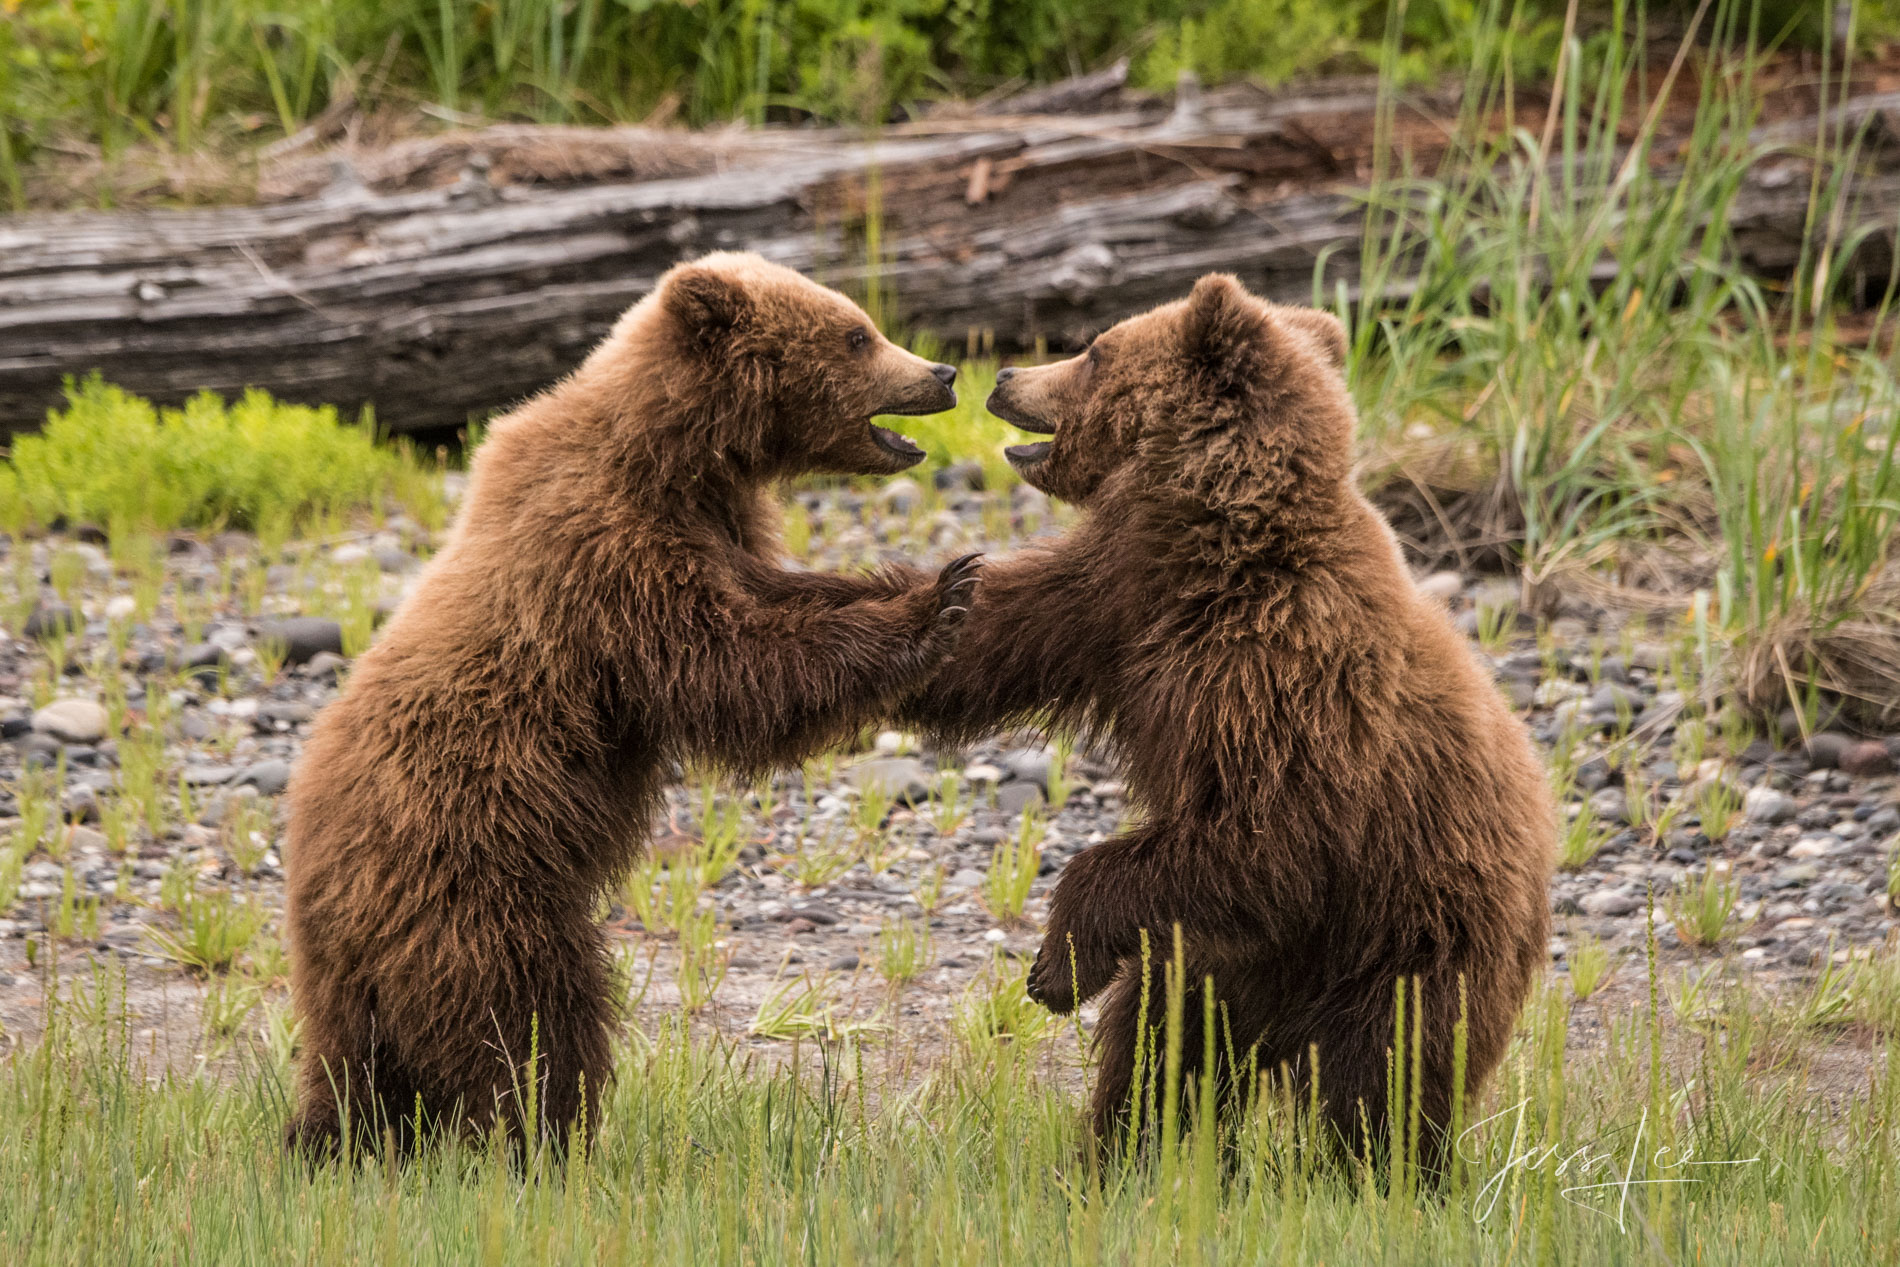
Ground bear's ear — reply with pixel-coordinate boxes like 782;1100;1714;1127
1277;307;1348;370
662;265;753;344
1180;273;1267;384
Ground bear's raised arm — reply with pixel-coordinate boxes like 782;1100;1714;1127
658;555;980;774
896;543;1111;745
732;556;928;611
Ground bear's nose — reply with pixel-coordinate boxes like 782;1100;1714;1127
994;367;1016;384
931;363;958;387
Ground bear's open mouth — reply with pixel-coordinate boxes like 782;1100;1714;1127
987;398;1057;434
1004;441;1053;469
870;424;926;460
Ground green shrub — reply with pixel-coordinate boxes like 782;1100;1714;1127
1;375;441;537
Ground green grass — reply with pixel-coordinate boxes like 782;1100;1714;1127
3;0;1892;209
0;375;445;541
1339;0;1900;728
4;935;1900;1263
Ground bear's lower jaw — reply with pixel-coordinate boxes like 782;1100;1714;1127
1005;441;1052;470
870;424;926;462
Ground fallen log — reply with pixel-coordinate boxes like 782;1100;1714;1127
0;84;1894;435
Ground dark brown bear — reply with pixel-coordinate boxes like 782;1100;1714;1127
905;275;1552;1158
284;252;978;1157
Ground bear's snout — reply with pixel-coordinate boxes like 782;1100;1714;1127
931;363;958;387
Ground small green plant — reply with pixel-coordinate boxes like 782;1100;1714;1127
147;890;271;976
674;907;731;1014
5;378;440;538
929;772;968;838
222;798;274;875
1558;808;1611;871
982;808;1042;928
853;780;894;844
749;967;881;1043
1045;736;1075;811
1668;863;1746;949
874;918;932;987
911;861;947;916
951;952;1053;1058
1474;597;1518;655
1567;937;1615;1001
777;820;856;891
47;547;87;604
1694;776;1743;843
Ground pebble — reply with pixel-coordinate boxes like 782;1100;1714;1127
257;617;344;664
237;759;293;796
996;782;1045;815
303;651;348;683
21;603;79;640
31;699;108;744
1840;741;1894;777
845;757;932;805
998;746;1056;791
1744;787;1798;825
1581;889;1640;917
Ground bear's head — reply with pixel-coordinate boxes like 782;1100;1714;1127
620;252;957;477
986;275;1353;511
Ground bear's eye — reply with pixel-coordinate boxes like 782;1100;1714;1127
847;328;871;352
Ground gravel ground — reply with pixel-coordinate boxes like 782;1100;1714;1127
1;467;1896;1078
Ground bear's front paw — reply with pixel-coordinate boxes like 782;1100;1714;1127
931;553;983;629
1027;934;1105;1014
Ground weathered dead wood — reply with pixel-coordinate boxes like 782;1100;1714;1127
0;86;1894;435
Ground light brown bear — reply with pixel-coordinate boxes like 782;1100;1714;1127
904;275;1553;1161
284;252;978;1157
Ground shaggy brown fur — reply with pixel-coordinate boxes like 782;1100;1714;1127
904;275;1553;1159
284;252;977;1157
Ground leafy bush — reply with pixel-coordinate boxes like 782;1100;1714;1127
0;375;441;538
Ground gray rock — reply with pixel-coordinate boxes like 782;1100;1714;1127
1805;732;1851;770
996;782;1045;815
1416;571;1464;604
62;784;99;822
303;651;348;683
999;745;1057;791
1589;788;1630;824
17;733;62;769
877;477;924;516
845;757;932;805
237;759;293;796
828;954;861;972
178;643;227;670
182;764;238;787
21;603;78;640
948;868;985;890
257;617;344;664
32;699;108;744
256;701;313;730
1587;682;1644;716
373;546;418;573
1744;786;1797;825
1772;863;1820;889
1581;889;1640;917
789;903;840;926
